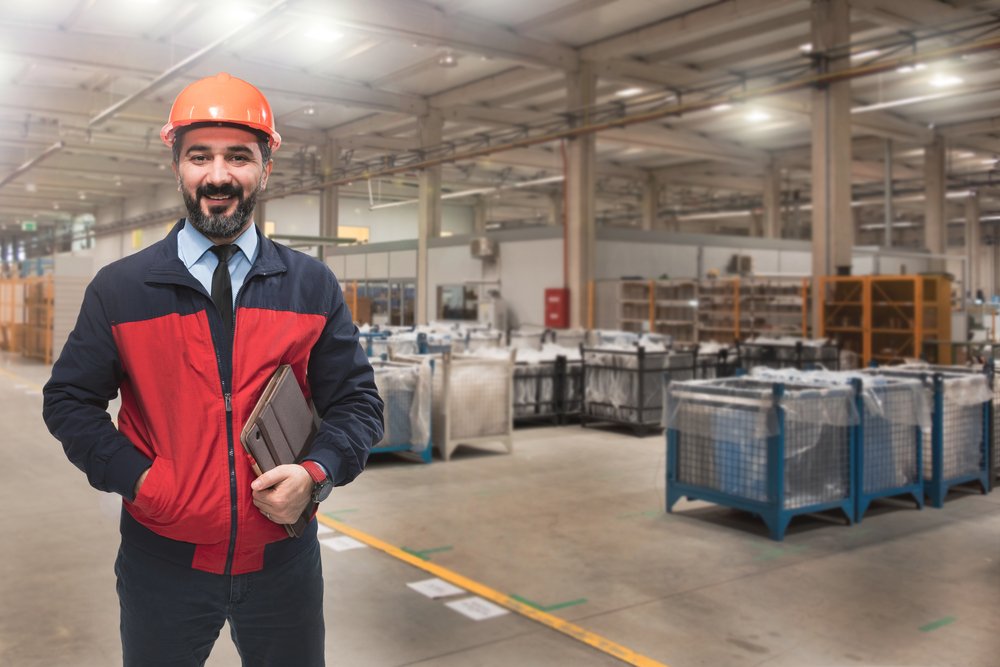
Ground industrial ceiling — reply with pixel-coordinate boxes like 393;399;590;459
2;0;1000;245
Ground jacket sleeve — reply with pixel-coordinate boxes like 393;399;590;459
304;274;384;486
42;275;152;499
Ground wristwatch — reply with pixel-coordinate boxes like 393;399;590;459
300;461;333;504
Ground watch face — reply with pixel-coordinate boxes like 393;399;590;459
313;480;333;503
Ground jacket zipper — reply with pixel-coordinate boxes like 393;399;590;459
220;275;260;575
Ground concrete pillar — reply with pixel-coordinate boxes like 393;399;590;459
762;160;781;239
473;195;488;234
416;110;443;325
565;64;597;328
548;192;563;227
883;139;893;248
319;141;340;262
966;191;981;295
641;173;659;231
254;198;266;232
924;134;946;269
810;0;853;329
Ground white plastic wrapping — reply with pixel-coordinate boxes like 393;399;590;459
584;347;694;424
372;360;432;451
666;377;855;507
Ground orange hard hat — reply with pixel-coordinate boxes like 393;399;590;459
160;72;281;151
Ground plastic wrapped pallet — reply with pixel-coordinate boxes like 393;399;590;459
372;360;432;451
582;345;692;433
666;377;857;510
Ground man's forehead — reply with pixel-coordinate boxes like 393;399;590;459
178;125;262;151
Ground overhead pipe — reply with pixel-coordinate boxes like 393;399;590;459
268;33;1000;199
88;0;291;127
0;140;65;191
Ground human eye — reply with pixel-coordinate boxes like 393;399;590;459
188;154;209;164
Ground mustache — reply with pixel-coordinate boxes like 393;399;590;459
197;184;244;200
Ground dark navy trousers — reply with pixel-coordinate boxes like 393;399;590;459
115;538;325;667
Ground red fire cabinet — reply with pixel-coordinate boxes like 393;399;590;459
544;288;569;328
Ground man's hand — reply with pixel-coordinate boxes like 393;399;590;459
134;469;150;498
251;464;314;524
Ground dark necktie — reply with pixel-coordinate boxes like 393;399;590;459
209;244;239;334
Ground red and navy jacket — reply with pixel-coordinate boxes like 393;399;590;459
43;221;384;575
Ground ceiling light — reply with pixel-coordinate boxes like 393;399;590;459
25;183;36;193
981;159;997;166
955;152;975;159
303;106;316;116
929;74;963;88
896;63;927;74
437;51;458;67
305;26;343;43
78;192;87;200
710;103;732;112
616;87;644;98
52;203;59;210
745;109;771;122
799;43;812;53
852;49;881;60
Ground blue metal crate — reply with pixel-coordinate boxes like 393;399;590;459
866;368;990;507
666;378;856;540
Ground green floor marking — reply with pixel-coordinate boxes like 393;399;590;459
323;509;359;521
401;545;453;561
511;594;588;612
919;616;956;632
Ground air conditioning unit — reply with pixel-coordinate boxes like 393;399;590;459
470;237;498;259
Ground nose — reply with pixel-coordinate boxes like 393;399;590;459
206;155;232;185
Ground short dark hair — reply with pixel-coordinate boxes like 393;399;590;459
171;122;272;165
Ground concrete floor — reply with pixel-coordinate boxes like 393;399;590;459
2;351;999;667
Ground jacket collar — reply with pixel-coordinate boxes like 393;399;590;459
145;220;287;288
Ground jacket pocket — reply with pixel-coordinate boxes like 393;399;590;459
131;456;174;522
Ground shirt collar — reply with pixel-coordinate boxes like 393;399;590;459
178;220;259;269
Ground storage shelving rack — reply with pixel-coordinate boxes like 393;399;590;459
653;279;698;344
697;278;744;343
819;275;952;366
743;277;810;338
619;280;652;334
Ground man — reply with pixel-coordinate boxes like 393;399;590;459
42;72;383;667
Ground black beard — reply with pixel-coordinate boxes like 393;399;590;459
182;183;259;240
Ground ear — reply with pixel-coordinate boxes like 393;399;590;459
259;159;273;190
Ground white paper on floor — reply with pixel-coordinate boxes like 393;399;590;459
320;536;367;551
406;578;465;599
445;597;510;621
316;523;335;536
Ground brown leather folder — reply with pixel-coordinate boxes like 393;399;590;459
240;365;319;538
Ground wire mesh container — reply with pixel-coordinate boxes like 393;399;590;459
665;377;857;540
738;337;840;371
370;359;433;463
865;366;991;507
580;345;693;436
392;352;513;460
511;345;581;425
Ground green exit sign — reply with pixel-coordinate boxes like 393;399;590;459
21;220;37;232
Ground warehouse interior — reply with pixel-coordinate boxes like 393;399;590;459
3;1;1000;666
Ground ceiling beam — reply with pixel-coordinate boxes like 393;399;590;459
600;126;769;165
850;0;982;31
298;0;578;69
580;0;800;62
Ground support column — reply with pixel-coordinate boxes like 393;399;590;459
762;159;781;239
966;191;981;296
319;141;340;262
883;139;894;248
416;110;443;325
924;133;946;270
548;192;562;227
473;195;488;234
641;172;659;231
810;0;854;330
254;198;267;233
565;64;597;328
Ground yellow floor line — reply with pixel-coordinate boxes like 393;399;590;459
317;515;668;667
0;366;44;391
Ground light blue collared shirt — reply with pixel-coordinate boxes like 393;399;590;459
177;220;259;308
